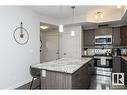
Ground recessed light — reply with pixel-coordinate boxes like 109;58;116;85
40;26;49;30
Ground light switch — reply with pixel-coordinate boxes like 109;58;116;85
42;70;46;77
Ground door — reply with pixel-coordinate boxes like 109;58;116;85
45;34;59;62
62;33;77;58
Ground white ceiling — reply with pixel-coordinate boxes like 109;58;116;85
29;6;125;19
28;6;127;28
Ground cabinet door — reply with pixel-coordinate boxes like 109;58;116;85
125;63;127;87
121;58;125;73
112;27;121;46
120;26;127;46
112;57;121;73
83;29;95;46
95;27;112;36
72;60;92;89
121;58;127;87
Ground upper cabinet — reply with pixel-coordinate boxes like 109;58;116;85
120;26;127;46
83;26;127;47
95;27;112;36
112;27;121;46
83;29;95;46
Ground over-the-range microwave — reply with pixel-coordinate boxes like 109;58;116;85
95;35;112;45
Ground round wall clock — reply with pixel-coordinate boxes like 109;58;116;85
40;40;43;52
40;40;43;48
13;22;29;45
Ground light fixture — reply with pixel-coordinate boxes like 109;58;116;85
59;24;63;32
95;12;103;19
40;26;48;30
59;6;64;32
71;30;75;36
71;6;75;37
117;5;121;8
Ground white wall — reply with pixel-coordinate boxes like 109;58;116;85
0;7;40;89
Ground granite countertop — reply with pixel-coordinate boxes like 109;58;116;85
121;56;127;61
31;58;92;74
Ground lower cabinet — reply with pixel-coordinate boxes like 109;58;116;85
72;61;91;89
112;57;121;73
41;60;92;89
121;58;127;87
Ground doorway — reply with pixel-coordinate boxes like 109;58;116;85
40;23;59;62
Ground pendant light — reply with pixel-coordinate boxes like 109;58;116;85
71;6;75;36
59;24;63;32
59;6;63;32
71;30;75;36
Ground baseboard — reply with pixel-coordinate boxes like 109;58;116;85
7;78;32;89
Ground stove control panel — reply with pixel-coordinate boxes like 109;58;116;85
94;49;112;55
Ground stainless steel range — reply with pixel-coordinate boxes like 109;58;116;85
94;49;112;76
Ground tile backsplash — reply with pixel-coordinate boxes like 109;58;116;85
121;48;127;56
87;49;95;55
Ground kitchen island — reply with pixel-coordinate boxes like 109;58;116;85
31;58;93;89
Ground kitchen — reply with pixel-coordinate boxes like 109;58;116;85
0;6;127;90
27;6;127;89
34;24;127;90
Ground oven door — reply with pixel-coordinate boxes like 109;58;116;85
95;38;107;45
94;57;112;68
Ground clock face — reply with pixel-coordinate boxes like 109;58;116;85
13;27;29;45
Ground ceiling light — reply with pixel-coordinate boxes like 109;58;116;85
95;12;103;19
40;26;48;30
117;5;121;8
59;6;64;33
59;24;63;32
71;6;76;37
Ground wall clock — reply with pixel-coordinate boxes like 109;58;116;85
40;40;43;52
13;22;29;45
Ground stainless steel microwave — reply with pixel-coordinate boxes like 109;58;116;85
95;35;112;45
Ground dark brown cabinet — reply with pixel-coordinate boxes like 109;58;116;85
72;60;91;89
41;59;92;89
112;27;121;46
95;27;112;36
120;26;127;46
121;58;127;87
83;26;127;46
83;29;95;46
112;56;121;73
